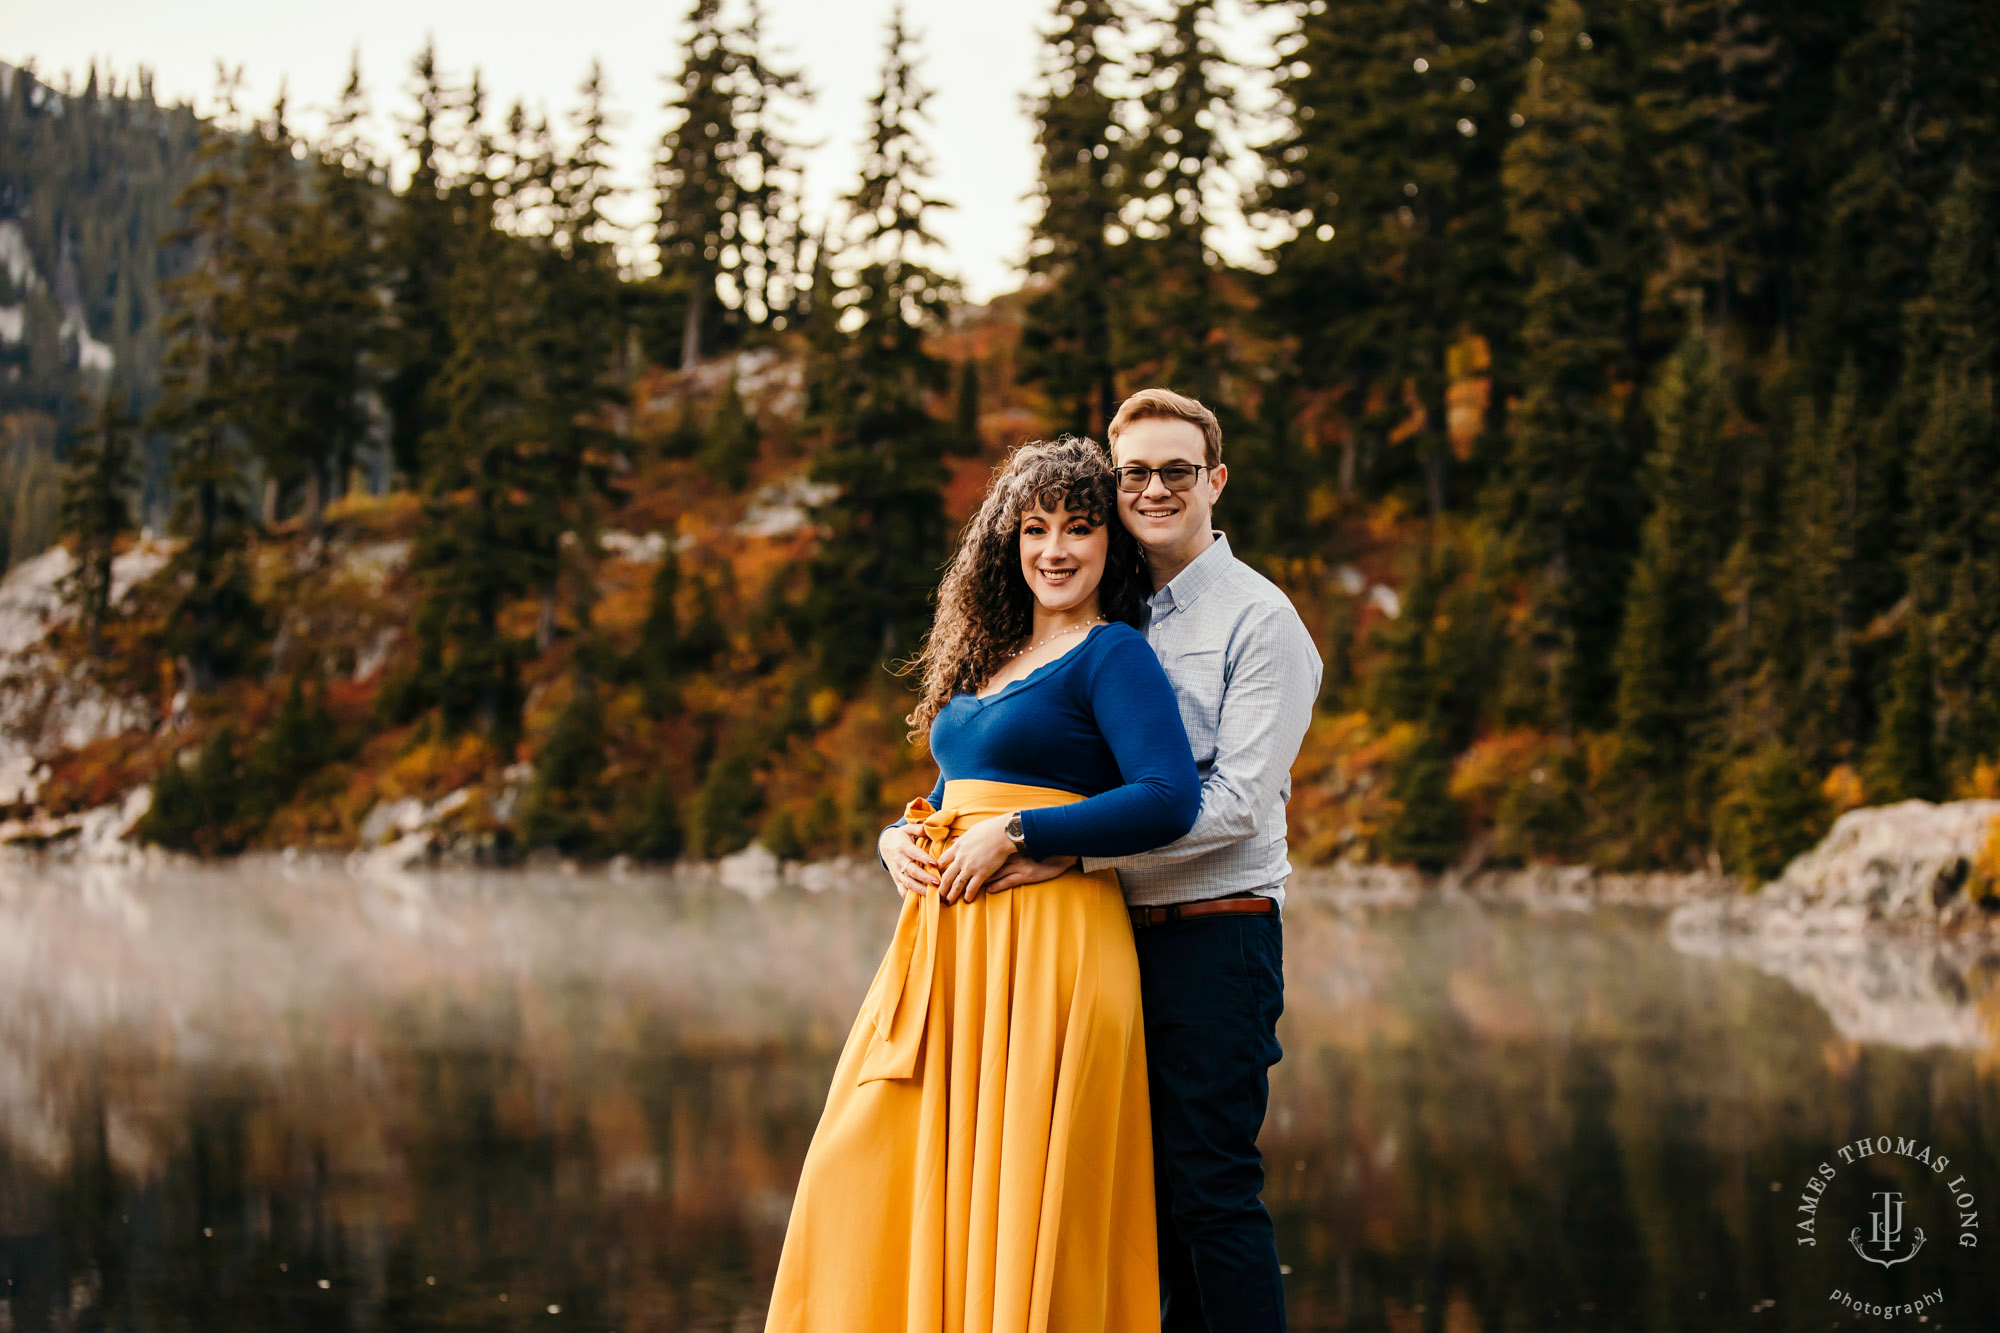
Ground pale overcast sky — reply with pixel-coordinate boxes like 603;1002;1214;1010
6;0;1285;303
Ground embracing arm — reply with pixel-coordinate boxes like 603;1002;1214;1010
1012;631;1200;860
1082;604;1320;872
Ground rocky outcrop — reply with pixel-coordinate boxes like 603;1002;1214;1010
1676;799;2000;936
1666;800;2000;1050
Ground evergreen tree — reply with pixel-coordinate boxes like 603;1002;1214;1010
1715;737;1824;881
1637;0;1783;333
1896;165;2000;777
1604;330;1737;862
234;93;330;526
152;81;266;693
619;772;686;862
954;355;982;455
1258;0;1524;522
519;681;608;853
700;373;759;491
634;544;684;716
1378;725;1462;872
1867;617;1944;801
296;58;382;521
687;745;760;857
383;42;461;484
59;391;139;656
1772;364;1862;765
1491;0;1647;732
1124;0;1232;398
533;62;626;655
407;119;555;748
656;0;739;368
1019;0;1128;436
805;7;955;684
727;2;812;330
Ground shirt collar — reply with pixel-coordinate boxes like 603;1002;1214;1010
1149;531;1233;615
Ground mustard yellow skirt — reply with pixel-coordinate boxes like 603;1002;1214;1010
765;780;1159;1332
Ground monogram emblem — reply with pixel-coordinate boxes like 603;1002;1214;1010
1849;1191;1926;1268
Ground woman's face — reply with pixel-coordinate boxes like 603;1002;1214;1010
1018;503;1108;617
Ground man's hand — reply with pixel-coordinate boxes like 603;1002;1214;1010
983;851;1079;897
878;823;938;899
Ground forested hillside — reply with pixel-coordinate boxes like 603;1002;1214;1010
0;61;203;562
6;0;2000;880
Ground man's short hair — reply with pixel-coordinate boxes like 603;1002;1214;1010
1107;388;1223;469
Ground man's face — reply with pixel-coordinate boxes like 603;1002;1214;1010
1111;417;1226;557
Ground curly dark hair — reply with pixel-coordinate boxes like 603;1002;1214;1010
904;436;1149;741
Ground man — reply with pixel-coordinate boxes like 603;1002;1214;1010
994;388;1321;1332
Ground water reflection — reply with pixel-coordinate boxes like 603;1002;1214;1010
1;860;1996;1331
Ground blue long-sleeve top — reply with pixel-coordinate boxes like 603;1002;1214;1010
901;622;1200;861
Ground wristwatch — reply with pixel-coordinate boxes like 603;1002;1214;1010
1004;811;1025;852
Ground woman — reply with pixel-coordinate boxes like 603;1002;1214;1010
765;437;1200;1333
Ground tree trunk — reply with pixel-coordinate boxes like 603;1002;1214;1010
681;283;706;373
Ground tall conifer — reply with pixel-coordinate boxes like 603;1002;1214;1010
1019;0;1128;436
1492;0;1645;732
152;78;265;692
60;391;139;656
805;6;954;684
1604;330;1736;861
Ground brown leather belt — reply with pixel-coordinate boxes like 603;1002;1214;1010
1129;893;1277;930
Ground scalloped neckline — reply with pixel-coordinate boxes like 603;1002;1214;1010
962;622;1114;706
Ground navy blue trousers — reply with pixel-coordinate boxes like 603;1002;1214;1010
1135;910;1287;1333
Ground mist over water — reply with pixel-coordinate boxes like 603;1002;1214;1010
1;860;1995;1331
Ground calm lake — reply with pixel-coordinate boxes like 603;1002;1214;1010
1;857;1996;1332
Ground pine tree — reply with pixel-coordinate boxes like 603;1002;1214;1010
618;772;685;862
954;355;982;455
1019;0;1128;437
634;544;684;716
383;42;461;484
519;680;608;854
1867;617;1944;801
152;79;266;693
1637;0;1783;334
60;391;139;656
727;2;811;330
1896;165;2000;777
700;373;759;491
1378;726;1462;872
1772;363;1862;765
1124;0;1232;398
1491;0;1647;733
656;0;739;368
533;62;626;657
294;58;382;522
805;7;956;685
407;116;556;748
1259;0;1524;522
1604;330;1737;862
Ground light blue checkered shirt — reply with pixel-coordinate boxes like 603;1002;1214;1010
1080;532;1322;909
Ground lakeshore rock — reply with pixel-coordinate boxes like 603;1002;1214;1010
1664;800;2000;1050
1674;799;2000;937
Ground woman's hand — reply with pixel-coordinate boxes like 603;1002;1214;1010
878;823;939;899
935;813;1019;904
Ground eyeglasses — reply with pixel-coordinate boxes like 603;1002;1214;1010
1114;463;1209;492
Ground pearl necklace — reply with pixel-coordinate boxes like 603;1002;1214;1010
1024;616;1103;653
